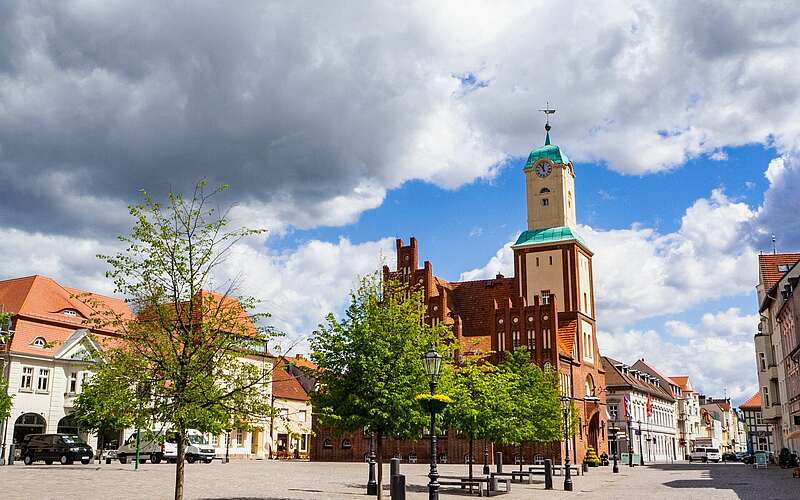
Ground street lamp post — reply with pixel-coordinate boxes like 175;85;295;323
561;396;573;492
367;432;377;495
628;417;634;467
637;420;644;466
608;423;620;474
423;345;443;500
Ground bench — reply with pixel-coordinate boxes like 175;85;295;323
528;464;582;476
491;470;534;484
438;476;489;497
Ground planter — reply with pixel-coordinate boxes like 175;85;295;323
416;393;452;413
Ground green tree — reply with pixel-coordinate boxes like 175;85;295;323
440;352;511;482
71;351;149;455
82;181;278;500
495;348;562;470
310;274;451;500
0;376;13;422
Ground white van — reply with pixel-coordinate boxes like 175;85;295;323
115;429;214;464
689;447;721;463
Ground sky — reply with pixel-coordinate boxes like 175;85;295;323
2;1;800;405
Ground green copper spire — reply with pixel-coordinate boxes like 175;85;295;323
544;129;551;145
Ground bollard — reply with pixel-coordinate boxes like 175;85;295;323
495;451;503;473
582;462;588;473
390;457;401;478
8;445;14;465
544;459;553;490
390;473;406;500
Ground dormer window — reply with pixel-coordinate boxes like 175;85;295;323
31;337;46;348
63;309;78;317
778;264;790;273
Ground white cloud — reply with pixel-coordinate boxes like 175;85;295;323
754;153;800;250
215;236;396;352
598;306;759;402
0;223;394;355
3;1;800;238
459;188;758;329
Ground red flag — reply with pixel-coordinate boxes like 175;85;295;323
646;395;652;417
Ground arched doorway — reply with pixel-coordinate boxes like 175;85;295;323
587;412;600;452
13;413;46;444
57;414;80;435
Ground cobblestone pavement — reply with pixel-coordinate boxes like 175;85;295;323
1;460;798;499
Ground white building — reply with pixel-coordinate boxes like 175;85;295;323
0;275;132;462
603;357;678;463
754;253;800;453
669;376;702;458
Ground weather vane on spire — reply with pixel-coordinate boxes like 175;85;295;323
539;101;556;144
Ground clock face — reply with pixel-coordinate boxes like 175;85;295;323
535;160;553;178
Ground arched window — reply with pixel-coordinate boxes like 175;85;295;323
539;187;551;194
322;438;333;449
341;438;352;449
31;337;46;348
585;375;595;397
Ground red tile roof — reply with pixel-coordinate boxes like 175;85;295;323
740;392;762;410
669;376;692;392
759;253;800;290
557;319;576;357
0;275;130;356
272;366;309;401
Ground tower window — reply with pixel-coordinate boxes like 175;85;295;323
541;290;551;304
539;187;550;194
536;257;539;267
542;198;549;206
549;256;553;265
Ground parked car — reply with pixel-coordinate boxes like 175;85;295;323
735;452;748;461
19;434;93;465
722;452;738;462
689;447;721;463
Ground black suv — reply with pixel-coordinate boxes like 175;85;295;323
20;434;94;465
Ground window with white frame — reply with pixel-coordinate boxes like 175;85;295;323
278;408;289;420
31;337;46;348
21;366;33;390
299;434;308;451
763;386;770;407
69;372;78;393
759;352;767;371
298;410;307;422
37;368;50;392
541;290;551;304
609;404;618;421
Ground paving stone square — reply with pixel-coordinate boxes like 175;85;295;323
1;460;799;499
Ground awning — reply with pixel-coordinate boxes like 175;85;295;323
787;430;800;439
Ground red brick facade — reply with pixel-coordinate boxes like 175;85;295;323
312;235;608;465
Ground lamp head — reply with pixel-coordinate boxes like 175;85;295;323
422;344;442;383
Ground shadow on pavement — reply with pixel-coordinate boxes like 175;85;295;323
651;462;798;500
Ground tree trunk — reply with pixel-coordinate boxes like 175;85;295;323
469;435;474;481
175;427;186;500
376;431;384;500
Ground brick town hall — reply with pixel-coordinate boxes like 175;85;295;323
312;119;609;465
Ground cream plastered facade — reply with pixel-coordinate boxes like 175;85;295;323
269;396;312;459
525;160;576;231
524;249;565;312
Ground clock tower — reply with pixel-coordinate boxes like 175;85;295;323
524;122;577;231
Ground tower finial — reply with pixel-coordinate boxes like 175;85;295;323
539;101;556;145
772;234;777;254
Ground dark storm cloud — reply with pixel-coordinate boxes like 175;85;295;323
0;1;452;236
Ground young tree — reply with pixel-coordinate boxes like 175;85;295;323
310;274;451;500
83;181;278;500
0;376;12;422
439;353;512;482
495;348;563;470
